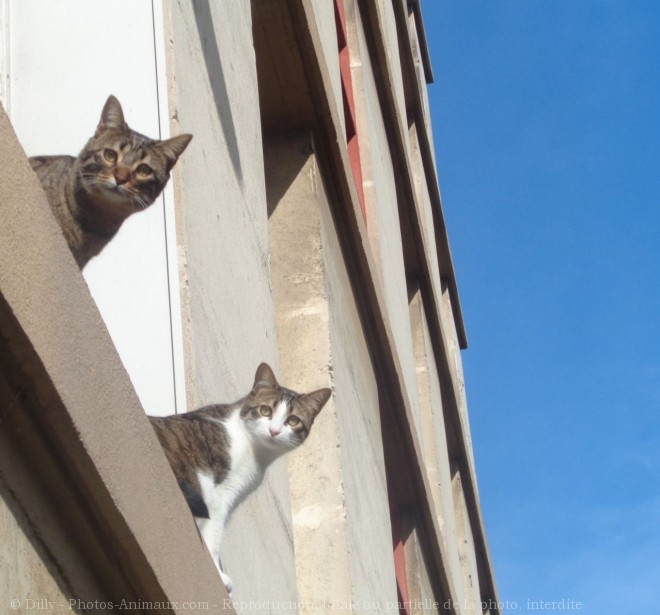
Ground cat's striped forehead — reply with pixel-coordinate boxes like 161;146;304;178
86;128;168;169
80;95;191;178
242;385;322;426
94;124;152;148
248;386;297;412
243;363;331;428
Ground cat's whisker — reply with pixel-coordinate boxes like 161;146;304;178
28;94;191;268
136;192;154;211
125;189;149;211
148;363;330;591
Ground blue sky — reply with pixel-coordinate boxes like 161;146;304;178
423;1;660;613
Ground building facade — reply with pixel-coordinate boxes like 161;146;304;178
0;1;498;613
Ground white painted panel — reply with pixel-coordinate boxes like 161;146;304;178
152;0;187;416
0;1;9;110
4;0;184;415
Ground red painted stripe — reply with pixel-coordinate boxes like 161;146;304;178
348;135;366;218
335;0;367;221
391;500;411;615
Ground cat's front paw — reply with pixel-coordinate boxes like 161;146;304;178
219;570;233;597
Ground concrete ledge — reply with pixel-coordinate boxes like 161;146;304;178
288;2;462;611
357;0;467;350
386;2;500;606
0;105;232;612
285;1;499;612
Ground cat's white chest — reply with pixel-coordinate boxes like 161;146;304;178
224;410;264;498
194;410;270;593
197;410;264;522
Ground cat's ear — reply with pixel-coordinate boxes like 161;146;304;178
95;95;126;136
301;388;331;419
252;363;278;393
157;134;193;171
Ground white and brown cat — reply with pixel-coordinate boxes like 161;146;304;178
150;363;331;595
29;95;192;268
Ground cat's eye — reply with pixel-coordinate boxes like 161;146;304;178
286;416;301;427
259;405;272;418
103;148;117;163
135;164;153;177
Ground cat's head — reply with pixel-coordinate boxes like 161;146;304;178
240;363;331;453
76;95;192;215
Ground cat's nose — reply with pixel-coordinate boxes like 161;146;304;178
269;425;281;437
113;167;131;185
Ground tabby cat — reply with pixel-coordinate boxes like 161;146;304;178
150;363;331;595
29;95;192;268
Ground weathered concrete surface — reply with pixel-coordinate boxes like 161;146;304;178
408;122;443;293
267;133;353;615
320;165;400;613
409;290;463;600
267;130;399;612
375;0;409;144
351;0;422;441
310;0;345;137
0;471;79;613
453;470;483;613
165;1;297;608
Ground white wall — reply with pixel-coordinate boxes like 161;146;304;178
2;0;186;415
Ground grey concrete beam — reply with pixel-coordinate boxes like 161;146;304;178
0;104;232;614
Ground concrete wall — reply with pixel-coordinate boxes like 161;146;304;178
0;478;78;614
261;2;498;610
164;1;296;608
409;122;442;290
403;519;439;615
267;133;353;613
320;165;399;615
165;0;277;401
376;0;409;146
1;0;499;611
453;470;483;613
441;284;477;475
350;0;422;436
310;0;345;137
407;10;436;162
267;132;399;613
409;290;464;605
